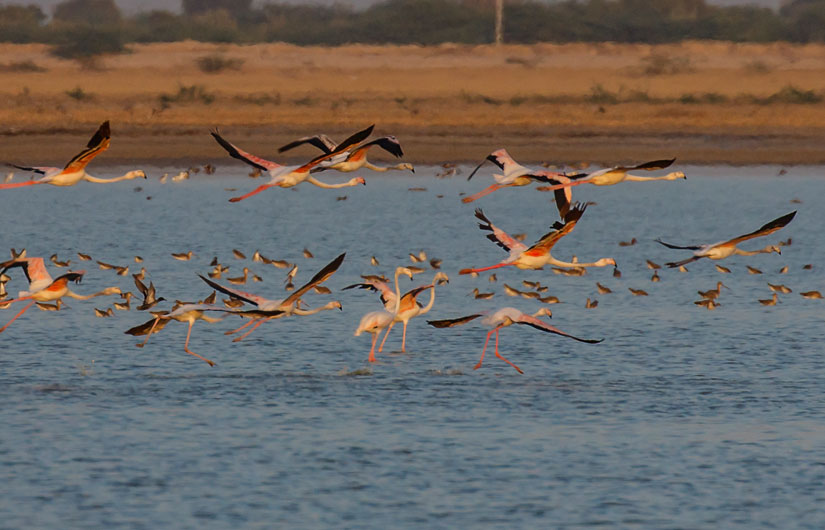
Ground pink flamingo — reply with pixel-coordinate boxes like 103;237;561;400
656;211;796;268
198;253;346;341
428;307;602;374
537;158;684;192
0;257;121;333
459;203;615;275
1;121;146;189
211;126;373;202
462;148;565;204
354;267;414;363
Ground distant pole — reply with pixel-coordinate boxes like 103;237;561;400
495;0;503;45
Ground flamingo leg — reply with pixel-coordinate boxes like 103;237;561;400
183;321;215;366
136;317;161;348
0;301;35;333
540;179;589;192
400;321;408;353
474;327;498;370
459;262;513;275
368;332;379;363
461;183;508;204
378;321;395;353
224;318;257;335
232;318;268;342
0;180;44;190
493;328;523;374
0;295;35;306
229;184;276;202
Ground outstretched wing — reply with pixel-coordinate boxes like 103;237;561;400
63;121;111;173
198;274;266;307
474;209;527;253
8;164;60;176
282;252;346;306
211;129;282;172
654;238;702;251
623;158;676;172
278;134;337;154
0;257;52;287
525;202;586;255
516;313;603;344
723;211;796;246
427;314;483;328
295;125;376;172
351;136;403;159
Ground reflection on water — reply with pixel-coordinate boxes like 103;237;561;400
1;165;824;528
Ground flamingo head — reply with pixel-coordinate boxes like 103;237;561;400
329;301;343;311
352;177;367;186
532;307;553;319
668;171;686;180
769;245;781;255
398;163;415;173
128;170;147;180
103;286;122;296
597;258;617;267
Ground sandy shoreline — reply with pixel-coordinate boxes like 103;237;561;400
1;41;824;165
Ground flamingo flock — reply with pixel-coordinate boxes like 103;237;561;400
0;121;808;373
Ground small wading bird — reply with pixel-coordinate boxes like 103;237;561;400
199;253;346;342
354;267;415;363
279;125;414;174
461;149;567;208
655;211;796;268
459;203;615;275
212;125;374;202
538;158;685;192
1;121;146;189
428;307;602;374
0;257;120;333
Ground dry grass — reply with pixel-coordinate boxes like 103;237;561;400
0;41;824;164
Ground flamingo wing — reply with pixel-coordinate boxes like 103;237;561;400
427;314;483;328
625;158;676;172
722;211;796;246
296;125;376;172
278;134;337;154
198;274;267;307
211;129;282;171
282;253;346;306
63;121;111;173
515;313;603;344
355;136;404;159
526;202;586;254
474;209;527;253
8;164;61;176
654;238;703;251
0;257;52;287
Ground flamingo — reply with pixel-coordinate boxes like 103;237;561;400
655;211;796;268
459;203;615;275
427;307;602;374
211;126;374;202
198;253;346;342
537;158;685;192
354;267;414;363
279;126;413;174
0;257;121;333
376;272;449;353
462;149;568;209
1;121;146;189
125;303;241;367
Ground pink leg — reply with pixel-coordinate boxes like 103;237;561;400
474;327;498;370
461;183;508;203
183;321;215;366
378;321;395;353
232;318;268;342
229;184;275;202
368;332;379;363
459;262;513;275
0;180;43;190
400;321;408;353
136;317;161;348
225;318;256;335
0;301;34;333
493;329;523;374
541;179;587;192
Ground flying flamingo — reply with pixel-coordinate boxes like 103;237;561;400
536;158;685;192
0;257;121;333
279;126;413;174
370;272;449;353
459;203;616;275
354;267;414;363
655;211;796;268
1;121;146;189
211;126;374;202
428;307;603;374
198;253;346;342
462;149;567;205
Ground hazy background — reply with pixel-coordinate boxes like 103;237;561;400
4;0;786;15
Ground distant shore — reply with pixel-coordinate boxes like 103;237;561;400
1;41;824;165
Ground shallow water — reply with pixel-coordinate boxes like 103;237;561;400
2;165;825;528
